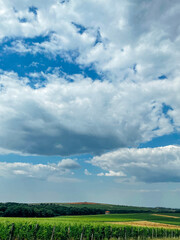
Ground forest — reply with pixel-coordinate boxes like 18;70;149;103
0;202;179;218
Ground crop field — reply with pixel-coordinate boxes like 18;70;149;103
1;213;180;239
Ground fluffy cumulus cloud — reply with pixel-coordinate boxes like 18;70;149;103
0;1;180;206
0;0;179;157
84;169;92;176
0;158;80;182
1;70;180;155
97;170;125;177
1;0;180;81
90;145;180;183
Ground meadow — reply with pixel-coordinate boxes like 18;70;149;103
1;213;180;239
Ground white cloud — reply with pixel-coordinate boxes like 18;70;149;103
58;159;80;169
0;1;180;157
97;172;104;177
1;0;179;83
84;169;92;176
0;70;180;155
134;189;160;193
0;0;180;205
91;145;180;183
0;159;80;182
97;170;126;177
46;176;81;183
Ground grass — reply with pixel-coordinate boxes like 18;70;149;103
55;213;180;226
1;213;180;239
1;213;180;226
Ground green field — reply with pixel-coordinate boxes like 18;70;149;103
1;212;180;225
1;213;180;239
58;213;180;226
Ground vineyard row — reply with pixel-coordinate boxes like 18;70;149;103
1;222;180;240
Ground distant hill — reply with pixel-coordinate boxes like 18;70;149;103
58;202;178;213
0;202;179;218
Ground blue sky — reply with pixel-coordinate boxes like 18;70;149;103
0;0;180;208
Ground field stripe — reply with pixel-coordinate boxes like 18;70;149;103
108;221;180;229
152;214;180;219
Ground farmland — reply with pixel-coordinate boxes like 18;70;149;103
1;202;179;218
1;213;180;239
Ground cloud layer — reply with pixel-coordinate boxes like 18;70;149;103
1;70;180;155
0;0;180;206
0;0;180;156
1;0;180;81
0;158;80;182
91;145;180;183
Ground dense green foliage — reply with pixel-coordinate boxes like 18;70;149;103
0;202;105;217
1;213;180;239
59;203;178;213
0;220;180;240
1;203;180;239
0;202;179;218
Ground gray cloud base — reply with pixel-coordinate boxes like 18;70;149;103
0;159;80;182
0;0;180;205
91;146;180;183
0;0;180;156
0;71;179;156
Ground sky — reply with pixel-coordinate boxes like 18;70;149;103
0;0;180;208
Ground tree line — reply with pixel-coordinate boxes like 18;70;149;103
0;202;179;217
0;202;106;217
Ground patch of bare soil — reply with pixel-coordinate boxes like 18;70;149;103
108;221;180;229
152;214;180;219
